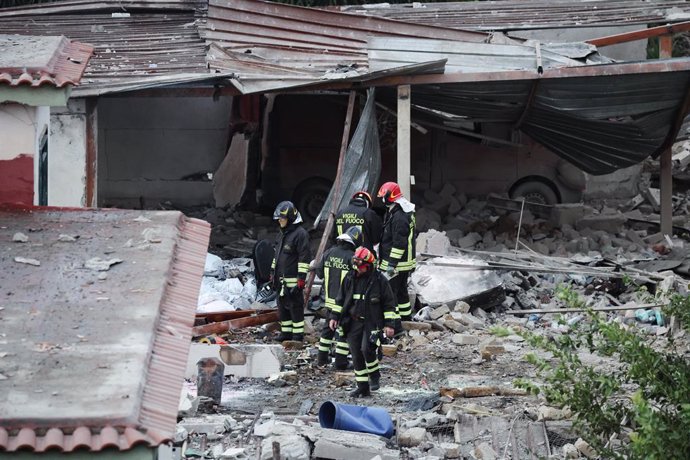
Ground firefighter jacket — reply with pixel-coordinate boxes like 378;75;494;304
316;243;354;314
271;224;311;294
332;200;383;252
331;270;396;332
379;203;416;272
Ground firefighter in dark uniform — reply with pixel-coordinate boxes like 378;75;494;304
271;201;311;342
332;191;382;254
377;182;416;326
315;226;363;368
329;247;396;397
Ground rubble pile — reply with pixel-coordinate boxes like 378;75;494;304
174;184;690;459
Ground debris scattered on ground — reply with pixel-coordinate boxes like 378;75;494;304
13;256;40;266
12;232;28;243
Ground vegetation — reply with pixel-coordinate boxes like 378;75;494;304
516;284;690;459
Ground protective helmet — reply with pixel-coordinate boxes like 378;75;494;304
352;246;375;274
336;225;363;248
273;200;298;224
351;191;373;208
377;182;402;205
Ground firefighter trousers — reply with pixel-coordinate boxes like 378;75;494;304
346;320;381;388
278;288;305;338
388;271;412;320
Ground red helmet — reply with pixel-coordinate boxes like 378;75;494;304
352;246;375;274
377;182;402;204
351;191;372;208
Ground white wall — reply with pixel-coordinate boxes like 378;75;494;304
49;99;87;206
0;104;35;160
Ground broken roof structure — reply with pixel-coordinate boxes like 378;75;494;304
0;207;210;454
340;0;690;31
0;34;93;104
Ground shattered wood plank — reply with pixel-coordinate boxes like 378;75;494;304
440;386;528;398
505;303;663;315
192;310;279;336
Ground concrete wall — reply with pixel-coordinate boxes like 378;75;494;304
97;96;232;209
513;25;647;61
0;103;36;205
49;99;88;206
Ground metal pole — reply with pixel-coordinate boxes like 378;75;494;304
397;85;412;197
304;91;357;304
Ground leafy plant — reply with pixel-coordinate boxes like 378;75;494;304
488;325;513;337
517;284;690;459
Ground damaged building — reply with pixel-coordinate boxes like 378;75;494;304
4;0;690;459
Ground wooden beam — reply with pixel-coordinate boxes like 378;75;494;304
304;90;357;303
192;310;279;337
397;85;411;197
661;147;673;236
84;98;97;207
586;21;690;47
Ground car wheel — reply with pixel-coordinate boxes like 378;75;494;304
293;178;332;221
510;181;559;205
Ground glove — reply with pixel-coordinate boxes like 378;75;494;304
297;278;306;290
385;265;396;277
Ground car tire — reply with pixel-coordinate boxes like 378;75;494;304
293;178;332;221
510;181;559;205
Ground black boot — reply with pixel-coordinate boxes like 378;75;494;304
317;351;330;367
292;333;304;342
369;371;381;391
350;381;371;398
334;354;349;371
276;332;292;342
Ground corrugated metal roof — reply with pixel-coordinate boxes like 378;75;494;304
202;0;487;93
0;1;212;96
341;0;690;32
0;35;93;88
0;207;210;453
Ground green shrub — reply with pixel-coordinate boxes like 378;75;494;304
516;285;690;459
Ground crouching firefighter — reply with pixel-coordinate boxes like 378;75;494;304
329;247;396;397
271;201;311;342
315;226;363;368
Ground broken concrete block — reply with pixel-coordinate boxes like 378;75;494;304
453;301;471;313
439;183;456;199
444;228;464;246
402;321;432;332
537;405;571;421
174;426;188;444
448;197;462;215
12;232;28;243
562;443;579;459
479;338;505;358
575;438;597;458
417;229;451;256
442;319;467;333
455;312;485;329
429;304;450;320
260;435;310;460
441;442;461;459
308;427;399;460
267;371;298;387
474;442;498;460
456;232;482;249
550;204;589;228
452;334;479;345
220;447;247;459
398;427;428;447
642;187;661;211
381;344;398;357
334;372;352;387
186;344;284;379
575;213;627;233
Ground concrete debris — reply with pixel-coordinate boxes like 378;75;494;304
220;447;248;459
57;234;78;242
13;256;40;266
84;257;123;271
169;180;690;460
12;232;28;242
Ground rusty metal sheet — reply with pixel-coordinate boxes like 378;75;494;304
0;206;210;453
341;0;690;32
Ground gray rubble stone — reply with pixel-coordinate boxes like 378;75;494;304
448;197;462;215
445;228;464;245
429;304;451;320
417;229;451;256
441;442;461;458
454;312;485;329
575;438;597;458
550;204;590;228
220;447;247;459
575;213;627;233
452;334;479;345
260;435;310;460
562;443;579;459
474;442;498;460
442;319;467;333
439;182;456;199
453;301;471;313
456;232;482;249
398;427;428;447
312;435;399;460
